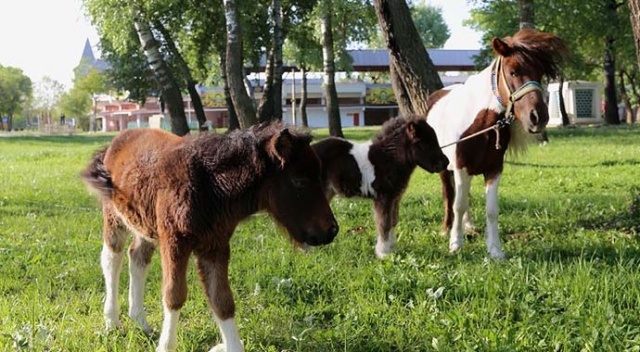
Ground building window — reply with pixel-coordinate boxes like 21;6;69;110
575;89;593;118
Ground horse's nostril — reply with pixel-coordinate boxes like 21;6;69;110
530;110;539;125
330;223;339;237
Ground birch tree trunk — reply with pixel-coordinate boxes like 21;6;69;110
518;0;535;29
272;0;284;122
133;16;190;136
153;20;208;131
321;0;343;138
223;0;258;129
629;0;640;72
300;67;309;128
219;53;240;130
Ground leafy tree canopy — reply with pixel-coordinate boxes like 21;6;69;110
0;65;33;119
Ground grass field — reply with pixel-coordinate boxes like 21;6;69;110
0;125;639;352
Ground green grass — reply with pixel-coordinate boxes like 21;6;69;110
1;125;639;351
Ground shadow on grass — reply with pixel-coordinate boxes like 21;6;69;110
576;186;640;236
0;134;115;146
506;158;640;169
521;242;640;267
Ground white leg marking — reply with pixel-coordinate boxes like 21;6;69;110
157;304;180;352
485;174;505;259
450;169;471;253
128;249;152;333
463;210;475;232
210;317;244;352
375;229;396;259
101;243;124;330
349;142;377;198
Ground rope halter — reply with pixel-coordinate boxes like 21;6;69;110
493;56;544;121
441;57;545;151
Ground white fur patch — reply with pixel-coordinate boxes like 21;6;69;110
101;243;124;330
158;305;180;352
375;230;396;259
349;141;377;197
212;317;244;352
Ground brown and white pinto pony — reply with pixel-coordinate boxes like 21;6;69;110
427;29;568;259
81;123;338;352
312;116;448;258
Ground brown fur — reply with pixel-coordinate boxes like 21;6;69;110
312;116;448;257
82;122;338;348
431;29;568;257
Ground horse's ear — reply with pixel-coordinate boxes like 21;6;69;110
269;128;295;167
406;121;418;141
492;36;514;57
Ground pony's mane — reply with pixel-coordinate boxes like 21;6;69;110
186;121;313;169
502;28;569;80
192;121;312;151
372;115;420;145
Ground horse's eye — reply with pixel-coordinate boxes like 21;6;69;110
291;177;310;188
510;71;519;77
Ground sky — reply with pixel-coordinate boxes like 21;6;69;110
0;0;481;89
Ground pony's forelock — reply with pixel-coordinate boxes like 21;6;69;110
502;29;569;80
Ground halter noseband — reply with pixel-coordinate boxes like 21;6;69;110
492;56;543;123
440;57;545;150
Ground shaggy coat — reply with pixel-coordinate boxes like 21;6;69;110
82;122;338;352
312;116;448;258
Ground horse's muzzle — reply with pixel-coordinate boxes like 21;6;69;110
528;109;548;134
305;221;339;246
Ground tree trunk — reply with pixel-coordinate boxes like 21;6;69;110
321;0;343;138
624;70;640;123
603;38;620;124
300;66;309;127
390;63;414;117
629;0;640;72
223;0;258;129
619;70;634;123
518;0;535;29
272;0;284;122
219;53;240;131
133;17;190;136
153;20;208;131
257;50;276;123
559;77;570;126
373;0;443;116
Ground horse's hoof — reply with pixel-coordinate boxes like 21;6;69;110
489;248;506;260
375;240;395;259
209;344;226;352
375;249;391;259
209;341;244;352
104;317;122;331
449;242;462;254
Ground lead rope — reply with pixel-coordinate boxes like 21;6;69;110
440;57;542;150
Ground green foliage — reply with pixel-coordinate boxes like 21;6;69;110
409;2;450;48
58;87;92;131
310;0;377;71
1;125;640;351
367;2;450;52
467;0;636;81
0;65;32;127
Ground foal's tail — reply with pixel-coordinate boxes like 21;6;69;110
81;146;114;199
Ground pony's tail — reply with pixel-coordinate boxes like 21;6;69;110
81;147;114;199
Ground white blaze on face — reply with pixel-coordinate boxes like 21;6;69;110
349;141;376;197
